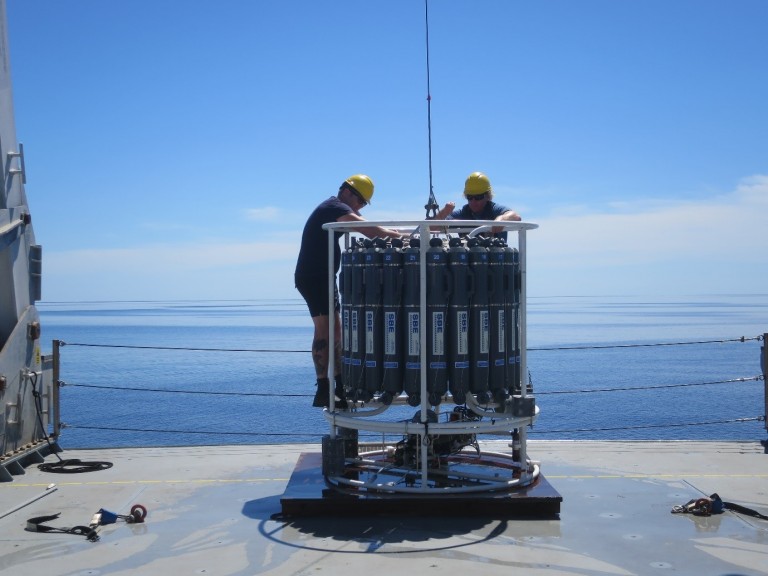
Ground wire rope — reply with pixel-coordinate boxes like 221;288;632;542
57;334;761;354
423;0;439;219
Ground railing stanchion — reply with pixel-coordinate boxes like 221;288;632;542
762;333;767;441
52;339;61;439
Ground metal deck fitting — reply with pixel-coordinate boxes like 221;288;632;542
279;451;562;517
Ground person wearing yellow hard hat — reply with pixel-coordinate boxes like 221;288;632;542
295;175;401;409
435;171;521;239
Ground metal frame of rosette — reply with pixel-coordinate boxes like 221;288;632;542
321;219;539;495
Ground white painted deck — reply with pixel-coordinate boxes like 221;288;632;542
1;440;766;575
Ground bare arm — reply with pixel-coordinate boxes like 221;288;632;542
433;202;455;220
490;209;522;234
338;212;401;239
427;201;456;231
495;210;522;223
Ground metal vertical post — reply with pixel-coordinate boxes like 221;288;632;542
518;228;529;474
762;333;767;438
419;222;429;491
52;339;61;439
327;227;337;436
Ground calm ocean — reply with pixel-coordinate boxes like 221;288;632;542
38;295;768;448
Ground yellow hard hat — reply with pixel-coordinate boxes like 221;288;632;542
345;174;374;204
464;172;492;196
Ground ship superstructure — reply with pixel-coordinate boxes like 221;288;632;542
0;0;54;481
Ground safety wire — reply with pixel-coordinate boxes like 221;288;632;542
424;0;439;219
55;335;765;438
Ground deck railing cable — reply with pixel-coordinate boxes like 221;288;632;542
64;415;766;440
60;375;763;397
58;334;761;354
53;334;767;441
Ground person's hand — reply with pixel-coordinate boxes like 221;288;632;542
434;202;455;220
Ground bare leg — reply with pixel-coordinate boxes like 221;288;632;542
311;315;330;379
311;312;343;379
311;312;346;408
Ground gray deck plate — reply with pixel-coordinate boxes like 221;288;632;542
1;441;767;575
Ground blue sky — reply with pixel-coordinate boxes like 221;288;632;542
7;0;767;302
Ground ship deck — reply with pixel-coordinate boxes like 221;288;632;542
1;440;767;575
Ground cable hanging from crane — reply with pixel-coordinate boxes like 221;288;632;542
424;0;439;219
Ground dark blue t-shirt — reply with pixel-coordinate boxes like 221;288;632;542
295;196;353;277
447;201;512;239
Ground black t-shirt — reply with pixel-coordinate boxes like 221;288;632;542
295;196;353;277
